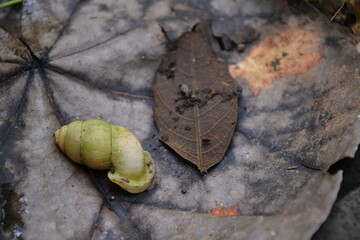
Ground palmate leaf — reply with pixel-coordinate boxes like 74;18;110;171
0;0;359;239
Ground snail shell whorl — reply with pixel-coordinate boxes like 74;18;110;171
54;120;112;170
54;119;155;193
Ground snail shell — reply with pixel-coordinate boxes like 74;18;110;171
54;119;155;194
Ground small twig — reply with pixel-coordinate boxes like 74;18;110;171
0;0;22;9
287;166;298;170
330;0;346;21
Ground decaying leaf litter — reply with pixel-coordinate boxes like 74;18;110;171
0;0;359;239
154;24;241;172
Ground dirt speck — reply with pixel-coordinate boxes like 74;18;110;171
121;178;129;183
161;135;169;142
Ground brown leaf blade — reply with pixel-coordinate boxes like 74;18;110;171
153;28;241;172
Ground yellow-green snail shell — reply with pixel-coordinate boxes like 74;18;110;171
54;119;155;194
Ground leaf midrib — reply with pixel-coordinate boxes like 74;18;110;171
190;36;203;170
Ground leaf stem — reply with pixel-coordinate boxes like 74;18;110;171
0;0;22;9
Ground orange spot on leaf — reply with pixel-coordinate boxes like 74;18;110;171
208;206;241;217
229;25;322;95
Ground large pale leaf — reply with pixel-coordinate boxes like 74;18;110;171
0;0;359;239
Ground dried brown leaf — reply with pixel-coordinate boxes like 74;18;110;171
153;27;241;172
